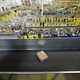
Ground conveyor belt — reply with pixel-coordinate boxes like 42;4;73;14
0;38;80;50
0;50;80;72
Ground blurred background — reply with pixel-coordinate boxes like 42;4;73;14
0;0;80;39
0;73;80;80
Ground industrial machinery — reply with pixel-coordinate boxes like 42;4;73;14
0;0;79;50
0;0;80;72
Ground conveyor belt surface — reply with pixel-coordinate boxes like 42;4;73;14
0;50;80;72
0;39;80;50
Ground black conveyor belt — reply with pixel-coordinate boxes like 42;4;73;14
0;50;80;72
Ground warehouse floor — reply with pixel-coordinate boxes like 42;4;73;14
0;74;80;80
